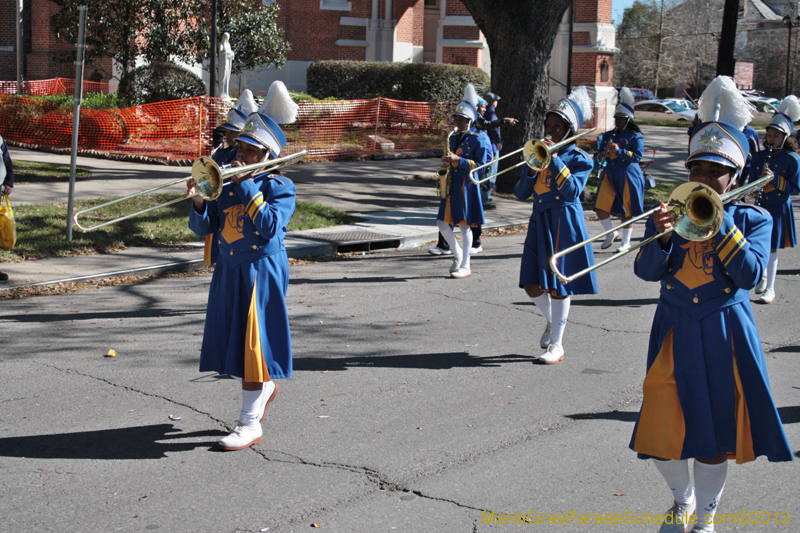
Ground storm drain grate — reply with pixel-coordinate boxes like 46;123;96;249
300;230;401;253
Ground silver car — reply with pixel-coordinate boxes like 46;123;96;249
745;97;780;124
633;100;697;122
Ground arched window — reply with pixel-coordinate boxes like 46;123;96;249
600;60;609;83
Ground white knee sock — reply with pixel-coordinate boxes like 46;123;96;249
437;220;461;258
766;252;778;291
549;297;570;346
621;227;632;246
530;293;552;324
652;459;694;505
693;461;727;532
240;385;266;427
599;218;614;232
459;225;473;269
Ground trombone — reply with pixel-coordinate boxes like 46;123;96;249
549;174;773;283
73;149;308;232
468;128;597;185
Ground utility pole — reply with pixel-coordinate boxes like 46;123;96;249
716;0;739;76
210;0;218;97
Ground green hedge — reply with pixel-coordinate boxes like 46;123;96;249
307;61;491;102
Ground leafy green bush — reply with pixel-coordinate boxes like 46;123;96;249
121;62;206;105
17;92;133;110
307;61;491;102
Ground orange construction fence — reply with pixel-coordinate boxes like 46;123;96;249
0;77;109;96
0;94;453;163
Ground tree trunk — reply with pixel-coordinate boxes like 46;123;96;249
462;0;572;192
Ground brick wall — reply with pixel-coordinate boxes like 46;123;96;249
573;32;590;46
574;0;611;24
394;0;423;46
442;47;479;66
446;0;470;16
1;0;16;79
572;52;614;86
278;0;371;62
443;26;479;40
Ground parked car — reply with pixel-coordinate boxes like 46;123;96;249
615;87;656;103
745;97;780;124
662;98;697;110
633;100;697;122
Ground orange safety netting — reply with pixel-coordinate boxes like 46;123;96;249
0;95;453;163
0;77;109;96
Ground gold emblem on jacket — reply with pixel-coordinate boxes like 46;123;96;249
674;239;716;290
221;205;247;244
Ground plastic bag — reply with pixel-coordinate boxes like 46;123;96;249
0;193;16;251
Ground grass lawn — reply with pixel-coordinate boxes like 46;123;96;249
12;160;92;182
1;193;359;262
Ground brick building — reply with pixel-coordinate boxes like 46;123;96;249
1;0;615;127
0;0;111;83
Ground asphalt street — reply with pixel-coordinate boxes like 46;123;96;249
2;226;799;532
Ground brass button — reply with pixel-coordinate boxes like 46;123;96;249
538;199;542;203
252;245;257;249
724;288;731;293
693;296;699;303
555;196;560;200
668;267;673;272
666;284;672;290
230;250;233;255
218;240;221;244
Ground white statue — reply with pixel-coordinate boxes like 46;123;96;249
219;32;234;101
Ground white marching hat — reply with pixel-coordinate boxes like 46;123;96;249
453;84;480;123
687;76;754;173
236;81;299;157
614;87;635;119
222;90;258;132
548;86;593;131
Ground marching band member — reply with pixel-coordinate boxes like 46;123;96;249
515;86;597;364
436;84;492;279
204;90;260;266
594;87;646;253
188;81;298;451
214;89;259;167
631;76;792;533
748;95;800;304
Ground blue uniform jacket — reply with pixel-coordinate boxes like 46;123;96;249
514;143;592;210
634;203;771;320
189;171;296;268
599;128;644;169
749;147;800;206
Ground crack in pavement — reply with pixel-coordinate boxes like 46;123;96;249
35;361;644;532
38;362;229;427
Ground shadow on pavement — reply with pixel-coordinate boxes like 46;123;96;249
0;424;226;460
294;351;536;371
563;410;640;423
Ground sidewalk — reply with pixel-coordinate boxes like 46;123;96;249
1;124;690;290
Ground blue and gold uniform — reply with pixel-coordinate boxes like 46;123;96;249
515;143;598;296
593;128;646;217
630;204;791;463
436;127;491;226
749;147;800;249
190;170;295;381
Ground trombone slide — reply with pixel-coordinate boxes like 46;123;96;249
73;149;308;232
549;174;774;284
468;128;597;185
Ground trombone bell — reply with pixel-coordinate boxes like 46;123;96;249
191;157;225;201
668;182;723;242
